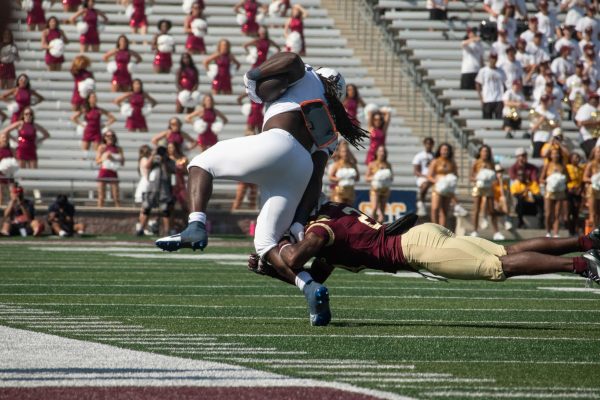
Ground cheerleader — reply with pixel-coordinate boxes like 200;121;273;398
328;141;359;205
151;117;195;148
365;145;393;223
1;107;50;169
102;35;142;92
70;0;109;53
25;0;46;31
168;142;189;212
70;92;116;160
284;4;307;55
237;92;263;135
41;17;68;71
0;30;18;89
204;39;240;95
96;130;124;207
1;74;45;123
566;152;584;235
365;108;390;165
541;148;569;237
234;0;262;37
184;2;206;54
243;26;280;69
134;144;152;205
129;0;150;36
152;19;175;73
176;53;199;114
114;79;157;133
427;143;458;228
343;84;365;124
70;55;93;111
185;94;228;151
470;145;502;240
0;132;15;205
584;147;600;227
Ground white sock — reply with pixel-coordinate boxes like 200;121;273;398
295;271;313;291
188;212;207;224
82;150;89;160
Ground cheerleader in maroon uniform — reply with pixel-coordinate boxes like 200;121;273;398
0;74;45;123
70;92;116;160
152;19;175;73
284;4;307;55
62;0;81;12
185;94;228;152
0;132;15;205
70;55;93;111
234;0;262;37
203;39;240;95
96;130;124;207
168;142;189;212
114;79;157;132
26;0;46;31
70;0;108;53
41;17;69;71
343;84;365;125
1;107;50;169
176;53;199;114
151;117;195;148
184;2;206;54
129;0;149;36
0;30;18;89
243;26;280;68
365;109;390;165
102;35;142;92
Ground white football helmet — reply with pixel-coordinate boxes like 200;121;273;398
316;67;346;101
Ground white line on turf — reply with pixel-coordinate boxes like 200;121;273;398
340;378;495;383
538;287;600;294
421;390;598;398
296;372;453;377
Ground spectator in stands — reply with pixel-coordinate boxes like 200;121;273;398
584;146;600;226
0;185;44;236
476;52;506;119
578;27;596;58
426;0;448;21
428;142;458;228
554;25;580;64
1;107;49;169
168;142;189;212
47;194;85;237
521;17;547;49
470;145;503;240
365;108;391;165
284;4;307;55
237;92;264;135
0;132;15;206
561;0;586;31
41;17;68;72
566;151;585;235
70;0;109;53
70;55;93;111
366;145;393;223
575;91;600;158
502;79;528;138
186;94;228;152
580;43;600;82
483;0;505;22
515;38;535;98
551;46;575;87
538;81;564;117
137;145;176;236
575;4;598;41
243;27;280;69
184;2;206;54
0;30;18;90
500;46;523;89
204;39;240;95
531;94;559;157
492;164;513;231
460;27;484;90
413;137;434;217
540;148;568;237
527;33;551;65
328;141;359;206
509;147;544;228
151;117;195;148
342;84;365;125
96;130;124;207
152;19;175;73
25;0;46;31
176;53;199;114
234;0;261;37
114;79;157;133
498;4;517;44
71;92;116;161
535;0;559;45
1;73;45;123
102;35;142;92
134;144;151;205
129;0;149;36
493;30;511;63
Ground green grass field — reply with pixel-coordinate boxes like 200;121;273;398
1;237;600;399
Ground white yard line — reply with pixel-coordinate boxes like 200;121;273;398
421;390;598;398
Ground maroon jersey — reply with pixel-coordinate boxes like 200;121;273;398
305;202;406;273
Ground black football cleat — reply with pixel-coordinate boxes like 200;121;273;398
582;249;600;285
587;226;600;249
155;221;208;252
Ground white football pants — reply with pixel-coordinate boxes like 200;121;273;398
188;128;313;257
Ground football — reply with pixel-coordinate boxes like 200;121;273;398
256;74;289;102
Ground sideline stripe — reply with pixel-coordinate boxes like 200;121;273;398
421;390;598;398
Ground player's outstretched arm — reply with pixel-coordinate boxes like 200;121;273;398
262;233;326;283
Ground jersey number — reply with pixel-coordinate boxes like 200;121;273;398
341;206;382;230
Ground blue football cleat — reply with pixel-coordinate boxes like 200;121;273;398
302;281;331;326
155;221;208;252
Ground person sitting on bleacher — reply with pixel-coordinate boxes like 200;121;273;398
575;91;600;158
426;0;448;21
551;46;575;87
497;4;517;44
47;194;85;237
509;147;544;229
575;4;599;41
476;52;506;120
460;27;484;90
0;185;44;237
555;25;581;64
502;79;528;139
535;0;559;48
499;46;523;88
530;94;560;158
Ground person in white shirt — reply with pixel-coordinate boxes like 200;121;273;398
532;63;553;102
535;0;559;45
502;79;529;138
575;4;599;41
577;26;598;55
575;92;600;157
530;94;560;158
476;52;507;119
427;0;448;20
412;136;435;217
551;45;575;86
497;4;518;44
521;17;548;49
526;33;551;65
493;30;511;63
554;25;582;64
566;61;586;95
499;46;524;87
561;0;588;29
460;27;484;90
570;76;591;118
516;38;535;98
483;0;506;22
581;42;600;82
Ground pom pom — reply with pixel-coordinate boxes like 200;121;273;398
236;13;247;25
102;159;121;171
372;168;393;189
241;103;251;116
546;173;567;193
106;60;117;74
157;34;174;53
48;38;64;57
475;168;496;189
42;0;51;10
178;90;196;108
77;78;95;98
142;104;153;116
76;124;85;136
0;45;17;64
256;11;265;24
76;21;88;34
190;90;201;104
246;47;258;64
194;119;207;133
435;173;458;195
6;102;18;115
127;61;136;73
125;4;134;18
182;0;194;14
286;31;302;53
191;18;207;38
0;157;19;177
21;0;33;11
206;64;218;80
592;172;600;191
212;120;224;133
120;103;133;117
364;103;379;120
336;167;357;187
268;0;283;16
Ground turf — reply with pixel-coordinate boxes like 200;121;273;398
1;238;599;400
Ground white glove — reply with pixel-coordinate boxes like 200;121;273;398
289;222;305;243
243;73;263;104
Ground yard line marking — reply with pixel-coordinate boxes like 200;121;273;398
148;346;281;352
171;350;309;355
272;364;418;370
296;372;453;378
538;287;600;294
395;360;600;365
422;390;599;398
339;378;495;383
